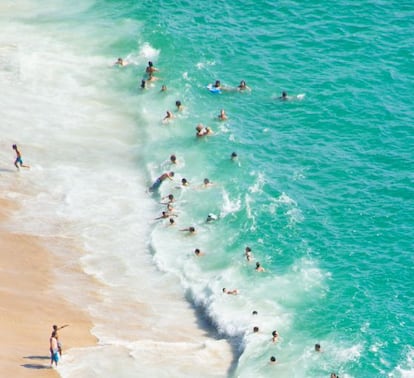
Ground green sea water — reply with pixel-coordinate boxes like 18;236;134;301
1;0;413;376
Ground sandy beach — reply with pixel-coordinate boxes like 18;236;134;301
0;198;97;377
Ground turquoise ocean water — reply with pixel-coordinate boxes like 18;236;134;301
1;0;413;377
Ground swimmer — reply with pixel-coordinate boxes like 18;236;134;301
255;262;265;272
114;57;126;66
163;110;174;123
252;310;258;315
202;178;213;188
253;326;259;333
180;226;196;234
269;356;277;365
218;109;228;121
213;80;221;88
279;91;288;101
237;80;250;91
315;343;321;352
330;373;339;378
196;126;213;137
175;100;183;111
149;171;174;192
169;217;176;226
161;194;175;204
140;79;146;89
231;152;238;161
146;61;158;74
245;247;253;261
170;154;177;164
181;178;189;187
194;248;205;256
222;288;238;295
161;84;167;92
206;213;218;222
272;330;279;342
12;144;30;169
154;211;170;220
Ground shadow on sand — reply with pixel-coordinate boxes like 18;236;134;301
22;355;51;370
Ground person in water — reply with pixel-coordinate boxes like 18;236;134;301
213;80;221;88
114;57;126;66
245;247;253;261
237;80;250;91
255;262;265;272
12;144;30;169
231;152;238;161
180;226;196;234
218;109;228;121
194;248;205;256
272;330;279;342
149;172;174;192
222;288;238;295
175;100;183;111
279;91;288;100
140;79;146;89
146;61;158;74
161;84;167;92
163;110;174;123
170;154;177;164
269;356;277;365
315;343;322;352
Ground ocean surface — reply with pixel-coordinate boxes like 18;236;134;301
1;0;413;377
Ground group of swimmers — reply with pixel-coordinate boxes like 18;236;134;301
117;58;333;375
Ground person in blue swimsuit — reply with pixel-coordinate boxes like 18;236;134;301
149;172;174;192
12;144;30;169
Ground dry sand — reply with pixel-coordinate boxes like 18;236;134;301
0;199;97;377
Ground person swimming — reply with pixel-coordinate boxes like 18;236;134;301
237;80;250;91
114;57;126;66
175;100;183;111
149;171;174;192
146;61;158;74
163;110;174;123
218;109;228;121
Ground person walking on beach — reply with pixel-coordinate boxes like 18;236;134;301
50;331;59;366
12;144;30;170
52;324;69;356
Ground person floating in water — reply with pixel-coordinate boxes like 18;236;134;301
140;79;146;89
114;57;127;66
255;261;265;272
231;152;238;161
218;109;228;121
237;80;250;91
194;248;205;256
279;91;288;100
12;144;30;170
170;154;177;164
149;172;174;192
180;226;196;234
161;84;167;92
163;110;174;123
315;343;322;352
272;330;279;343
222;288;238;295
175;100;183;111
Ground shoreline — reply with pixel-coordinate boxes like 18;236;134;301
0;198;97;377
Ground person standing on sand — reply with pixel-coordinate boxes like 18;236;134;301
12;144;30;170
50;331;59;366
52;324;69;356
